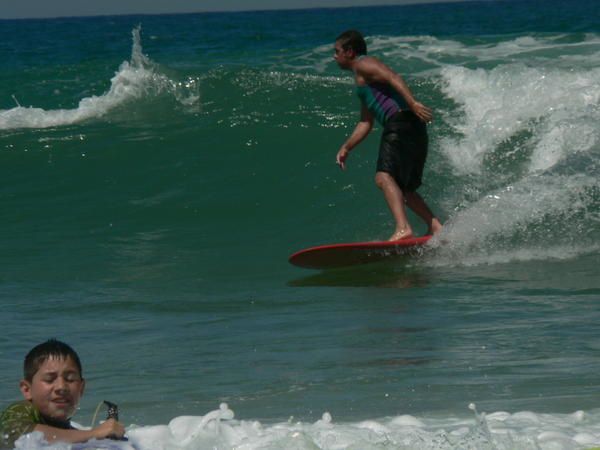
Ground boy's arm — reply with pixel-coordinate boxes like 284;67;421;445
336;104;374;170
34;419;125;443
357;59;433;123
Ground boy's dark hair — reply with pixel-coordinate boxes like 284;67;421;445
336;30;367;56
24;339;83;382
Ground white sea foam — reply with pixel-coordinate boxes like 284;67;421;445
369;34;600;70
0;28;198;131
433;171;598;250
416;35;600;266
12;404;600;450
438;63;600;175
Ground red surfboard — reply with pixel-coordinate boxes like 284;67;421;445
289;235;432;269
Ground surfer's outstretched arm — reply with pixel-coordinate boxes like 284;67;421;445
336;104;373;170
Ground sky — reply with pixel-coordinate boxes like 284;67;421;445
0;0;467;20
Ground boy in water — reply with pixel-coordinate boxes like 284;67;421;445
0;339;125;448
334;30;442;240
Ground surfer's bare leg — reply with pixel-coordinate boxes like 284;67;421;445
405;191;443;235
375;171;414;241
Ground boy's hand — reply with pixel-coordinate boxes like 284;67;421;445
336;147;350;170
411;101;433;123
93;418;125;440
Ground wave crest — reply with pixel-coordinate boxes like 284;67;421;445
0;27;197;131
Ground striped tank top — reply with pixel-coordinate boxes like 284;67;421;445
356;83;409;125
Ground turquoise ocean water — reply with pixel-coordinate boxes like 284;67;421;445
1;1;599;448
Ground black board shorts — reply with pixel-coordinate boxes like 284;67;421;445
376;111;428;192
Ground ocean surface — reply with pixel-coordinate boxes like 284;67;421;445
1;0;599;448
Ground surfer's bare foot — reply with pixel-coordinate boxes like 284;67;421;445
427;218;443;236
388;228;414;241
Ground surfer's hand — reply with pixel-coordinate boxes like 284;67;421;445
93;418;125;440
410;101;433;123
336;147;349;170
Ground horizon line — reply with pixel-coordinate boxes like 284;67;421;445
0;0;479;21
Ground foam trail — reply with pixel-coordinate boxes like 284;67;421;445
0;27;180;131
12;404;600;450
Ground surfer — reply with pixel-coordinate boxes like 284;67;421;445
334;30;443;241
0;339;125;448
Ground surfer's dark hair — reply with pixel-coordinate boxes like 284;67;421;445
336;30;367;55
24;339;83;382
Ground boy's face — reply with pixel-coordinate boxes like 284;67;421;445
19;355;85;422
334;41;355;69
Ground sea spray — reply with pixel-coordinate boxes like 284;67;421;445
0;27;198;130
418;34;600;267
438;63;600;175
